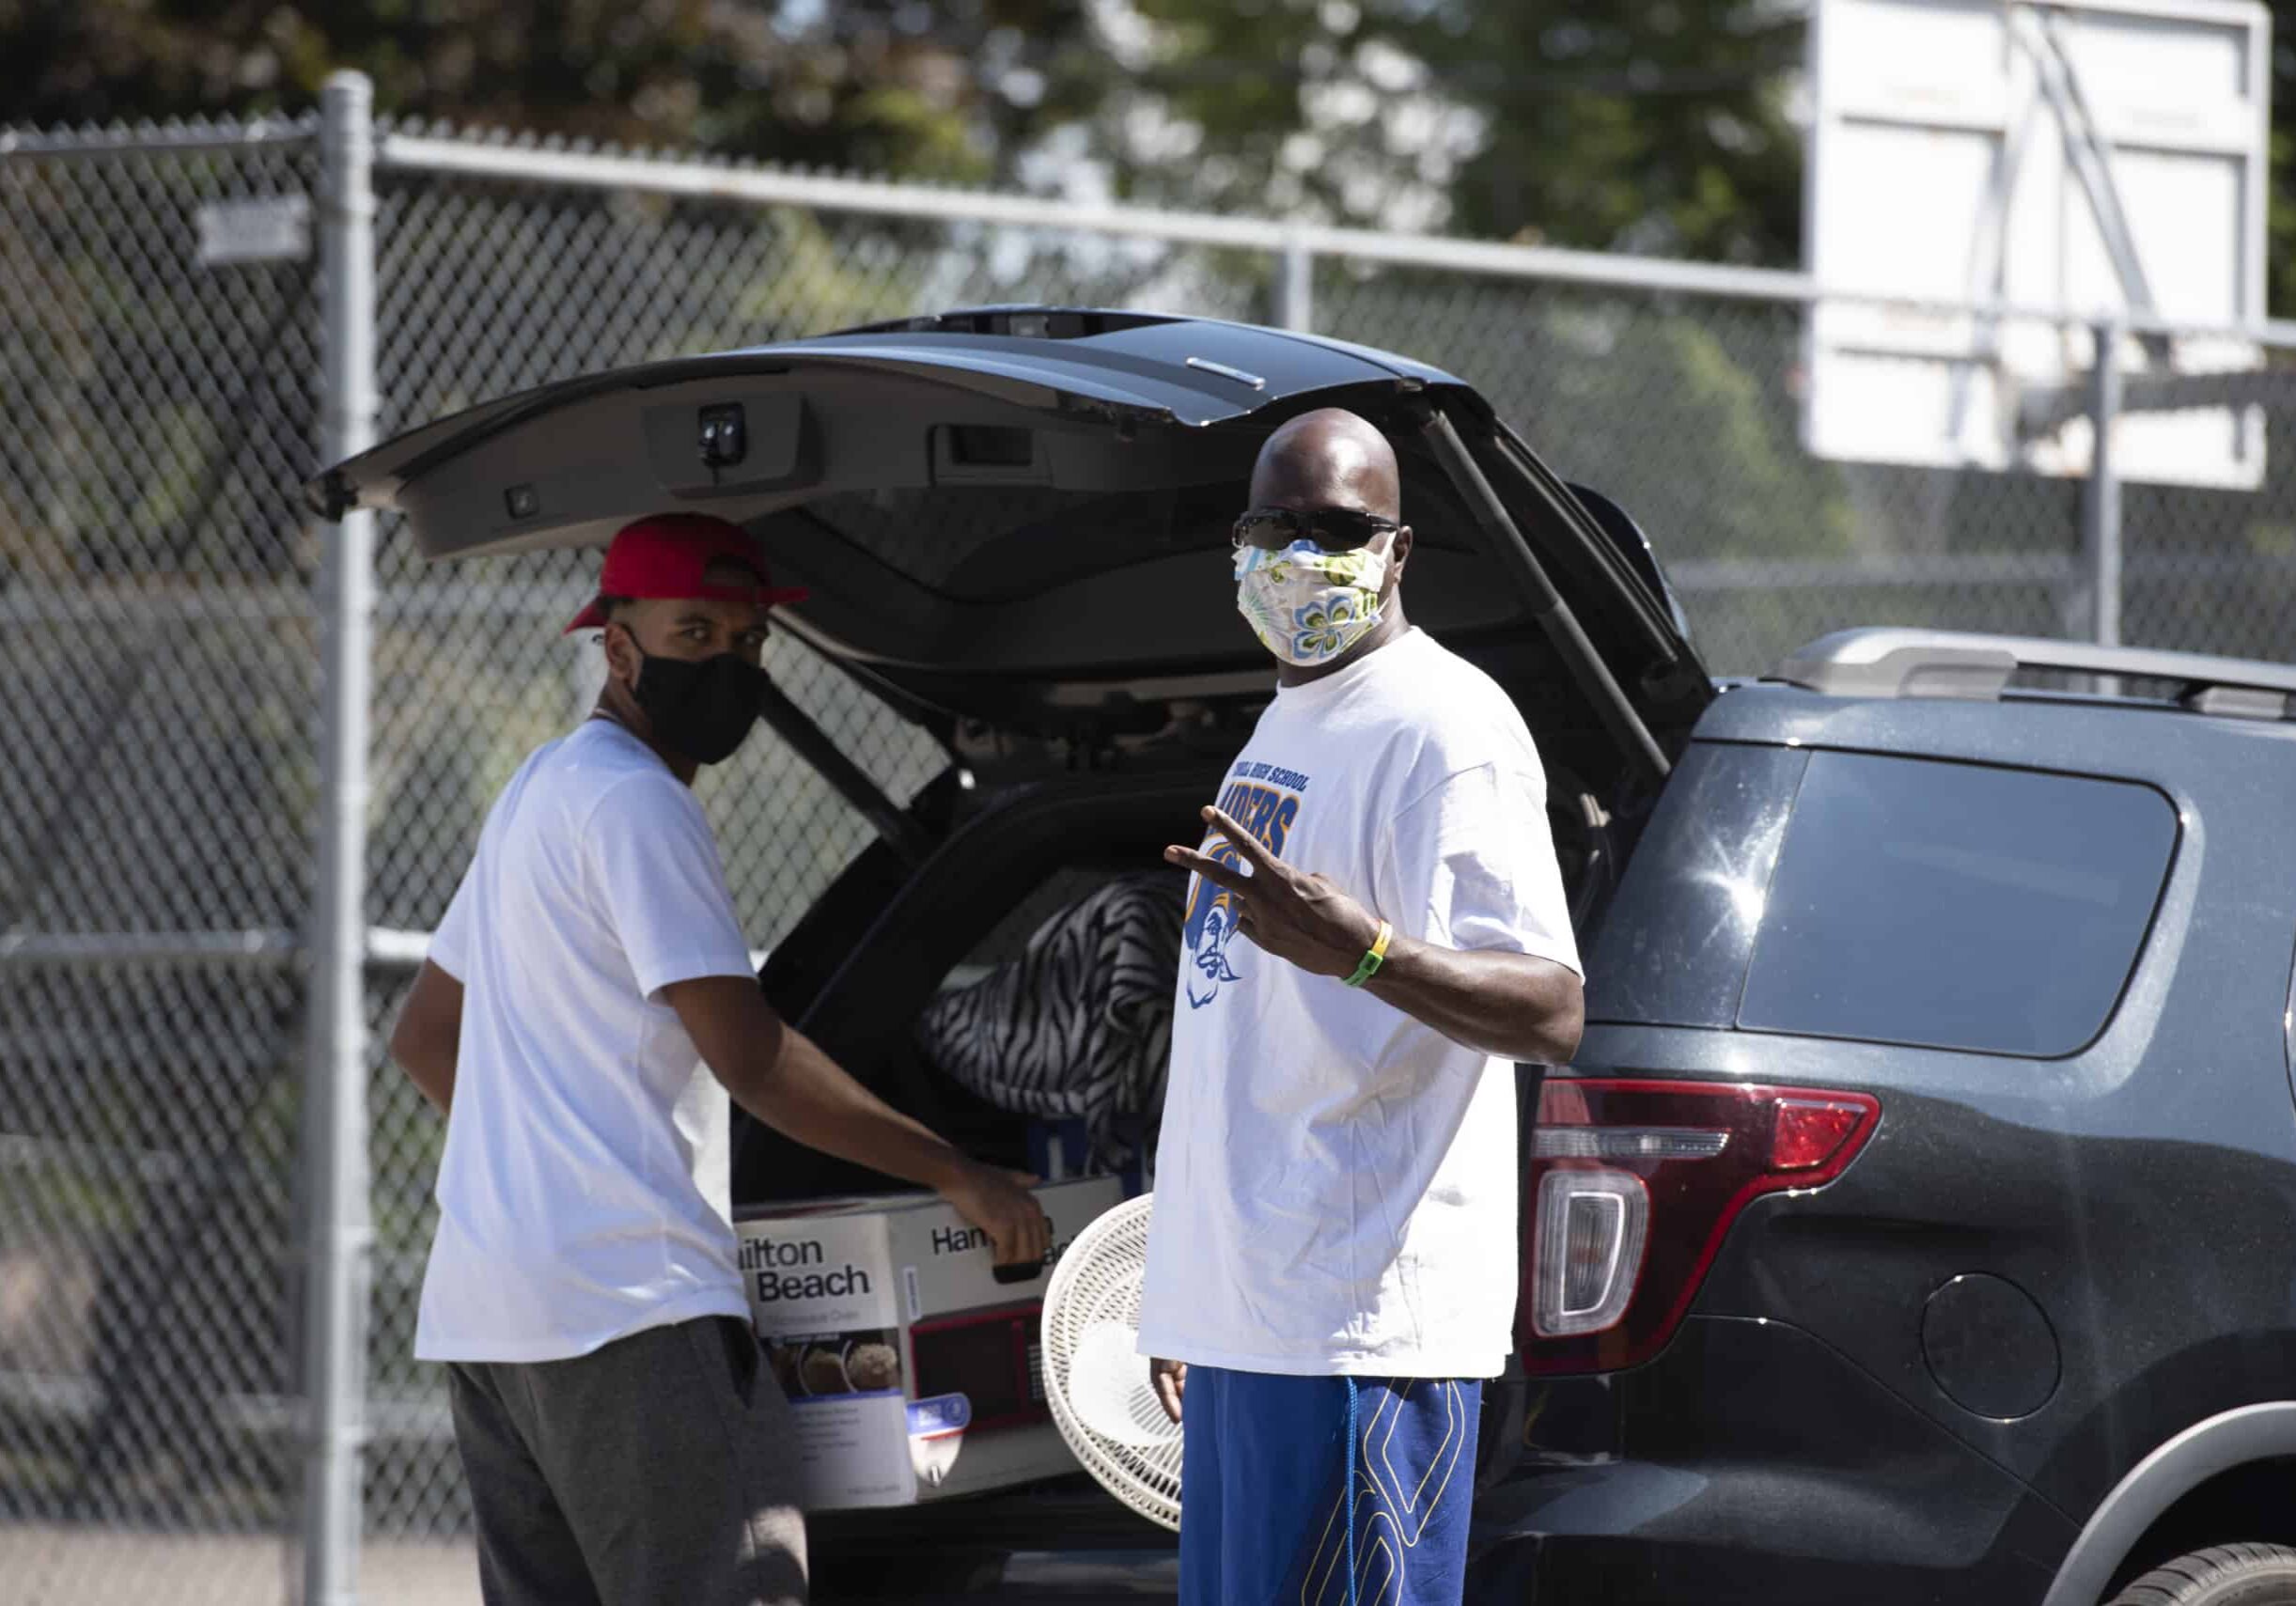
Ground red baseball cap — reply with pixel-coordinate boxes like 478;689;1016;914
564;513;808;634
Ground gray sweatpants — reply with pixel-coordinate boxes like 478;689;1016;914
447;1315;807;1606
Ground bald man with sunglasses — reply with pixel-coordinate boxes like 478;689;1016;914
1139;412;1586;1606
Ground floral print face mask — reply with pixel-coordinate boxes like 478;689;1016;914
1232;537;1394;666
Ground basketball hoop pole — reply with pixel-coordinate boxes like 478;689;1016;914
2021;8;2166;360
2082;317;2124;652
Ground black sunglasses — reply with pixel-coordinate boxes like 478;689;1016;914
1230;506;1401;552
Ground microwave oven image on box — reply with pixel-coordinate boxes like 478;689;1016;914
735;1176;1124;1510
910;1306;1045;1431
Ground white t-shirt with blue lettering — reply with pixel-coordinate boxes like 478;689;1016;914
414;717;758;1363
1137;628;1582;1379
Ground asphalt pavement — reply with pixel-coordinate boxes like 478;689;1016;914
820;1547;1179;1603
0;1528;1179;1606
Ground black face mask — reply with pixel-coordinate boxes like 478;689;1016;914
630;648;767;765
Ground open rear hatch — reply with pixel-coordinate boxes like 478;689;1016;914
312;307;1711;807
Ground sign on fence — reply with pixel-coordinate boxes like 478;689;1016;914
195;194;310;266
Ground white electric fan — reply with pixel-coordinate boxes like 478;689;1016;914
1039;1192;1183;1531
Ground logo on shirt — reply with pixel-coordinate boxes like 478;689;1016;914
1180;765;1305;1010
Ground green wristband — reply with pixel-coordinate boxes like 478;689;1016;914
1344;920;1394;988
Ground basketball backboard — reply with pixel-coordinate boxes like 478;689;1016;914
1804;0;2271;489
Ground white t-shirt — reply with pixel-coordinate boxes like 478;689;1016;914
414;718;758;1363
1137;628;1582;1380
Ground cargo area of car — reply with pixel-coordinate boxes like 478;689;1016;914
701;359;1689;1208
728;657;1634;1218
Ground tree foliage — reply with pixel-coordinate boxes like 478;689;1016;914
1102;0;1802;262
14;0;2296;316
0;0;1104;180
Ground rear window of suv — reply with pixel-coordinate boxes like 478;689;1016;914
1586;744;2179;1058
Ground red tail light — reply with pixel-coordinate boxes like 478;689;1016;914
1519;1079;1881;1375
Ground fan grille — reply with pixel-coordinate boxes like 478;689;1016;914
1039;1192;1182;1531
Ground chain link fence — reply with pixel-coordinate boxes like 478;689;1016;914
5;90;2296;1603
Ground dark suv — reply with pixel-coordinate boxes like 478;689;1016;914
324;310;2296;1605
1485;627;2296;1606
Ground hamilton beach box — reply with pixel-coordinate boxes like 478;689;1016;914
734;1176;1125;1510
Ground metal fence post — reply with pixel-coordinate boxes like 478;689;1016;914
301;68;378;1606
2084;316;2124;647
1275;234;1315;332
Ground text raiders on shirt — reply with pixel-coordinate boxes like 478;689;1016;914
1180;761;1312;1010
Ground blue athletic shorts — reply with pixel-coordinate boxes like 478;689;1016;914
1178;1365;1484;1606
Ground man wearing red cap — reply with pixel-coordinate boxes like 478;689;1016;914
388;513;1047;1606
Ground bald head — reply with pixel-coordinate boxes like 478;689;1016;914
1249;409;1402;522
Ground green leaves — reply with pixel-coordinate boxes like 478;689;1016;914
5;1;1104;184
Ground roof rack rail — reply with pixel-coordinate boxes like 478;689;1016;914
1770;629;2296;720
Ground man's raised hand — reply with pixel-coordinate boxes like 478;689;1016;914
1163;804;1381;978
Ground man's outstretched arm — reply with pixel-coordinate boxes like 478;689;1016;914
663;975;1051;1267
1363;939;1583;1067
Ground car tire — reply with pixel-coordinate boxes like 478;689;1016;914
2109;1545;2296;1605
